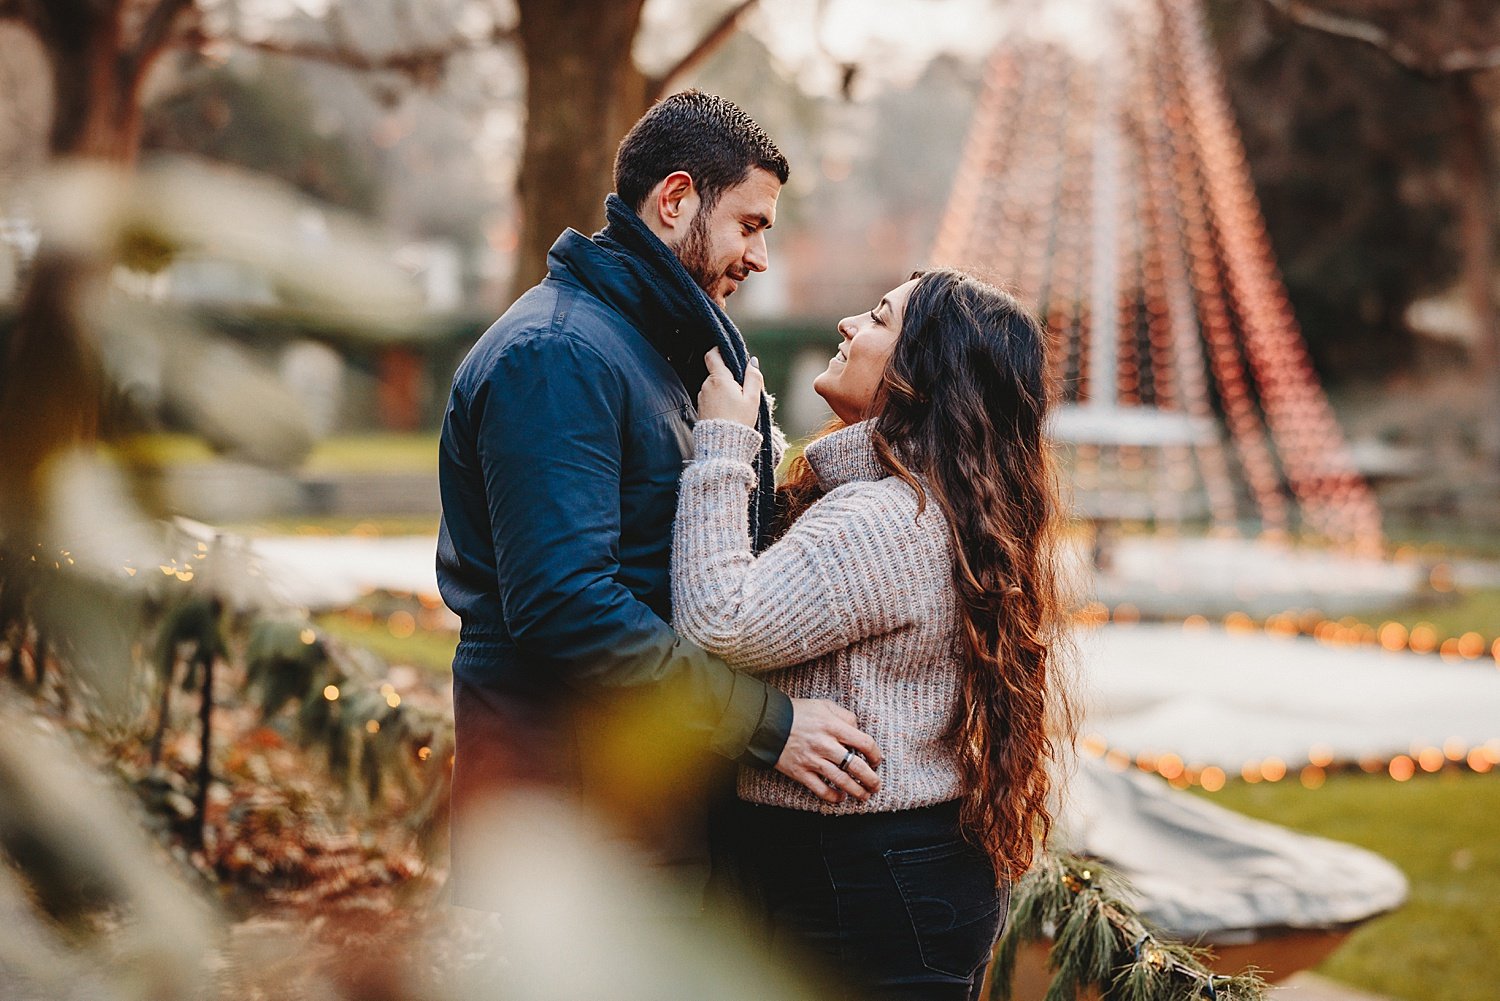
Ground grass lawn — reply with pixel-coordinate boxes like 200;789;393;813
1195;772;1500;1001
225;514;441;536
314;614;457;677
113;432;439;474
1351;586;1500;643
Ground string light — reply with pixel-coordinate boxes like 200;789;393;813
1081;733;1497;791
931;0;1384;552
1073;602;1500;671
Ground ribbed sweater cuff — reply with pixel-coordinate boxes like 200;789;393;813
693;419;763;465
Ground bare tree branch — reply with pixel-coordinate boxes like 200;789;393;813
0;1;48;28
646;0;757;101
128;0;195;80
172;20;517;85
1262;0;1500;75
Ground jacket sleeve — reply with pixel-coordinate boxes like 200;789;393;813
472;332;789;767
672;419;925;673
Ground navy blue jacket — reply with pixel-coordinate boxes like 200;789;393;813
437;230;793;798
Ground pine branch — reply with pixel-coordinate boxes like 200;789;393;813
1261;0;1500;76
988;855;1270;1001
646;0;758;102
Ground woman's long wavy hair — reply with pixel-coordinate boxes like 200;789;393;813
777;269;1076;881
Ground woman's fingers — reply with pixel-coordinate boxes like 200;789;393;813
744;358;765;397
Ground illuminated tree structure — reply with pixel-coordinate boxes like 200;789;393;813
932;0;1383;554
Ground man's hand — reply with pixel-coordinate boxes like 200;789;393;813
775;698;883;804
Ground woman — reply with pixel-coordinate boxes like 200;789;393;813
673;269;1074;1000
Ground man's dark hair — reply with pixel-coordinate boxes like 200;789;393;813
614;90;789;215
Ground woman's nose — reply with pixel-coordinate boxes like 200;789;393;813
837;317;856;338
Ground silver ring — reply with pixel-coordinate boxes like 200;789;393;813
838;748;855;772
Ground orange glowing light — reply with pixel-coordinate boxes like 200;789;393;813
1157;753;1185;781
1183;615;1209;631
1388;755;1415;781
1266;614;1298;638
323;685;339;701
1378;621;1408;651
1113;603;1141;625
1409;624;1438;654
1261;757;1287;782
1468;749;1493;773
1241;761;1262;783
1308;744;1334;768
1200;766;1226;792
1300;765;1325;789
388;610;417;639
1417;747;1445;773
1444;738;1467;762
1224;611;1255;634
1457;632;1485;659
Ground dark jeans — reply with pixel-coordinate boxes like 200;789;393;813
724;799;1008;1001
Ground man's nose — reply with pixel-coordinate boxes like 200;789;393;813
745;231;768;273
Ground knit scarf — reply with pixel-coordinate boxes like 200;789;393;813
595;193;778;552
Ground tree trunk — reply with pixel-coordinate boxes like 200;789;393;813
0;3;147;527
509;0;651;301
1451;73;1500;472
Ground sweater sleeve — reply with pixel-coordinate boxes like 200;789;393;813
672;419;924;673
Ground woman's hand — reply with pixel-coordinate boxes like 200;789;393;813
698;348;763;427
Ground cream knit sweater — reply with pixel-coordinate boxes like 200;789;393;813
672;418;964;813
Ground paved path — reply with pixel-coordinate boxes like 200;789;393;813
1080;622;1500;770
1278;972;1399;1001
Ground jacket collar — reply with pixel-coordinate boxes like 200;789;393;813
804;421;886;490
545;229;674;340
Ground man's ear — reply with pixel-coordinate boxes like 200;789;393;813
644;171;699;244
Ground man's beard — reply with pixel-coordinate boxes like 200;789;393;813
675;209;719;297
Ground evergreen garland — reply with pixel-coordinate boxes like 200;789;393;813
989;854;1270;1001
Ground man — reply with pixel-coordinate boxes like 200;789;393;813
437;91;881;906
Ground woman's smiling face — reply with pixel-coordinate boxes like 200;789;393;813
813;277;920;425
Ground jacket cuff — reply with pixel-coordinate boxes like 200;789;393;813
740;684;792;769
693;419;764;465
